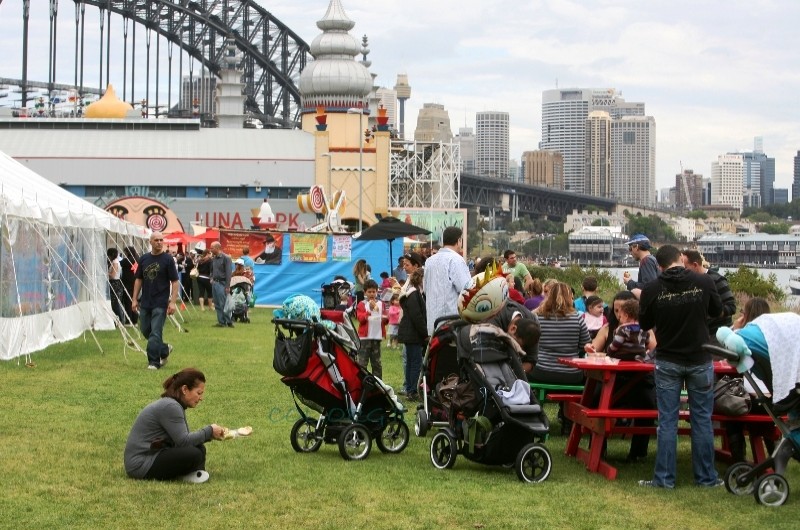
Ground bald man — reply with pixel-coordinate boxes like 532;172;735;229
132;231;179;369
209;241;234;327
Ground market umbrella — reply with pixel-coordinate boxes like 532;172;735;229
163;231;201;246
199;228;221;243
354;216;431;269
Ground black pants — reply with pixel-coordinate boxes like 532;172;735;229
144;444;206;480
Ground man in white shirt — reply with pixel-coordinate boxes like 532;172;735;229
423;226;472;335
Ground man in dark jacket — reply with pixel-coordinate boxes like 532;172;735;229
623;234;659;299
681;249;736;339
638;245;723;489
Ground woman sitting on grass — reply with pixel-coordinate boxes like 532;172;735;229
124;368;225;483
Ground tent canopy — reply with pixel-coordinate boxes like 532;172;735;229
0;151;148;360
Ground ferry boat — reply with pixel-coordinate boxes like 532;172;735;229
789;268;800;295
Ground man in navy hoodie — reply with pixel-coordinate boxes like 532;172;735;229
638;244;723;489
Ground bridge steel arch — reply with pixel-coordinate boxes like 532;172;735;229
460;172;617;221
73;0;311;127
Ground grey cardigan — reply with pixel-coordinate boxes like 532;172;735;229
123;397;213;479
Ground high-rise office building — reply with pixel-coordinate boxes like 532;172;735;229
456;127;475;173
521;150;563;188
611;116;656;206
675;169;703;211
181;75;217;116
373;87;397;131
793;151;800;201
585;110;611;197
414;103;453;143
475;111;509;179
711;153;744;210
541;88;645;193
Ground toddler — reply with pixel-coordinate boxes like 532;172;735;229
606;298;653;361
386;294;402;348
355;279;387;378
581;295;608;340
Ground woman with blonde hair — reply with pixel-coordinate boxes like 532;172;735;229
530;282;591;386
352;259;370;304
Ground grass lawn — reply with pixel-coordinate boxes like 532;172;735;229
2;306;799;529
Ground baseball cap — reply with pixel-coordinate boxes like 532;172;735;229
625;234;651;249
234;258;245;265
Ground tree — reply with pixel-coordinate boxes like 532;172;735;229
686;210;707;219
759;222;790;234
625;213;678;242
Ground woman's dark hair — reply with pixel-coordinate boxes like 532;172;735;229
607;290;636;330
161;368;206;405
107;248;118;267
742;297;770;323
585;295;603;309
122;246;139;262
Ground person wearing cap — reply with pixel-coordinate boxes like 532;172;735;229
623;234;659;299
423;226;472;335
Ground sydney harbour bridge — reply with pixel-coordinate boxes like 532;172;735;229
1;0;617;220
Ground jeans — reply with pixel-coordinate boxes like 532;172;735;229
404;343;423;395
212;282;231;325
653;359;718;487
139;306;169;367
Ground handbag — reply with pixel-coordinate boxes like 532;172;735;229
713;376;751;416
273;327;313;377
189;268;200;279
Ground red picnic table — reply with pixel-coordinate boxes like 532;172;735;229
559;357;778;480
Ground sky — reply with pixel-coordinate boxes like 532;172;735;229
1;0;799;193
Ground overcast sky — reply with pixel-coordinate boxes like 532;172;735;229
2;0;798;192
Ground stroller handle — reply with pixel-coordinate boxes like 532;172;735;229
701;343;740;363
272;318;330;335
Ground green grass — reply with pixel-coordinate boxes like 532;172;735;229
2;307;800;529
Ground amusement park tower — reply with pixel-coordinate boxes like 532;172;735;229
394;74;411;139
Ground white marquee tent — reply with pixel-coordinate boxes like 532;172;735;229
0;151;149;361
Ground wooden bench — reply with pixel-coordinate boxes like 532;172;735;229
529;382;585;403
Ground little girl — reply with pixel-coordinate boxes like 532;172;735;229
386;294;402;348
581;295;607;340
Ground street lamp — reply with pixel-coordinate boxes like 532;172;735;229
347;107;364;232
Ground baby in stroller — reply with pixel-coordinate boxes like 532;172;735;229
426;266;552;483
714;311;800;506
230;262;253;323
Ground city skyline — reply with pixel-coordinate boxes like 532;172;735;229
1;0;798;193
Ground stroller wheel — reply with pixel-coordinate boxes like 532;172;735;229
290;418;322;453
724;462;755;496
515;443;552;483
376;418;410;454
430;431;457;470
754;473;790;506
414;409;429;437
337;424;372;461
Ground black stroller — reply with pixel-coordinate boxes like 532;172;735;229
705;344;800;506
230;276;252;323
428;322;552;483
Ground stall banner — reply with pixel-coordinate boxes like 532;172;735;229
290;234;327;262
220;230;283;264
331;235;352;262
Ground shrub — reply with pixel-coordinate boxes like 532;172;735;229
723;266;785;302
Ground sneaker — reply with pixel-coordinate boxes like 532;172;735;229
147;365;159;370
181;470;209;484
227;323;234;328
638;480;673;489
697;478;724;488
213;323;226;328
160;345;172;367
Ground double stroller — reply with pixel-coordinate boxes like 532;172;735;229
272;296;408;461
706;337;800;507
425;320;552;482
230;276;253;323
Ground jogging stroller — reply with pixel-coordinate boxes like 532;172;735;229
428;322;552;482
705;338;800;507
272;296;408;461
230;276;252;323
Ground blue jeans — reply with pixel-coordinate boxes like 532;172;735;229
139;306;169;367
404;343;423;395
212;282;231;325
653;359;718;487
